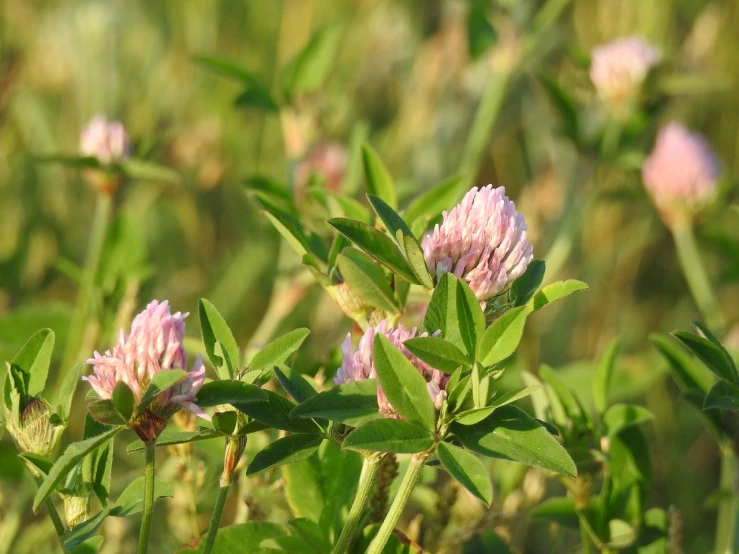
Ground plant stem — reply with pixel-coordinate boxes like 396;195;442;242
46;498;67;544
137;441;156;554
332;455;382;554
458;70;511;191
61;193;112;373
715;448;738;554
31;474;67;550
579;517;592;554
367;452;427;554
201;482;231;554
671;219;725;332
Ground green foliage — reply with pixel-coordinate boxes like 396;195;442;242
343;419;435;453
437;442;492;505
199;299;240;379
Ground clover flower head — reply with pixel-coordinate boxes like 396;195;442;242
421;185;533;304
590;37;661;104
335;320;448;415
84;300;209;425
642;123;720;218
79;115;131;165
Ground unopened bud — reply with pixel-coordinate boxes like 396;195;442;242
221;435;247;485
60;493;92;528
8;397;64;457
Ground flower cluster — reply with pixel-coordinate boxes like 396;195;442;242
85;300;209;428
335;320;448;415
421;185;533;304
589;37;661;106
642;122;720;221
80;115;131;165
6;397;64;457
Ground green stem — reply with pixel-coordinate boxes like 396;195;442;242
715;448;738;554
579;520;592;554
31;474;67;550
332;455;382;554
137;441;156;554
367;452;427;554
201;482;231;554
671;219;725;332
46;498;67;545
458;71;511;191
61;193;112;373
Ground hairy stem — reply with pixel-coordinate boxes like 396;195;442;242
367;452;427;554
137;441;156;554
671;219;725;332
332;455;381;554
715;448;738;554
201;482;231;554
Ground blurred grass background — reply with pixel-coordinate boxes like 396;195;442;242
0;0;738;552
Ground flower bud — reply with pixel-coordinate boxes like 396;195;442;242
60;492;92;528
221;435;247;485
642;123;720;226
7;396;64;457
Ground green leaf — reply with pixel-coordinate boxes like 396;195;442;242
529;497;579;529
650;333;713;394
373;334;436;431
467;0;497;59
454;386;542;425
404;176;462;228
247;434;324;476
193;54;263;84
234;85;279;113
593;339;620;415
362;145;397;209
87;398;128;426
234;389;321;434
703;380;739;411
34;427;123;512
212;411;238;434
282;26;340;98
250;329;310;370
111;382;135;422
477;306;529;366
343;419;434;453
255;194;328;261
137;370;187;415
437;442;492;505
539;365;588;428
528;280;588;312
337;249;399;313
367;194;412;238
199;299;240;379
127;428;223;453
403;337;470;373
56;362;85;424
118;159;180;184
64;476;174;550
603;404;653;437
274;366;317;404
424;274;484;359
328;218;419;284
13;328;55;397
673;331;738;385
399;233;434;289
196;380;266;407
451;406;576;477
510;260;546;307
291;379;381;426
